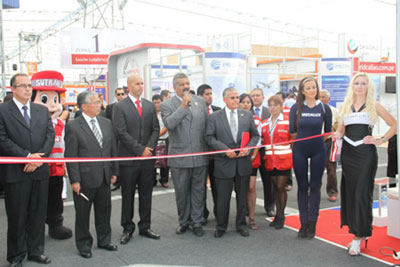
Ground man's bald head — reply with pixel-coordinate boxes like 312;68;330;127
127;74;144;99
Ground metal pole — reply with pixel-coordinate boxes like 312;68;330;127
0;4;6;100
396;0;400;184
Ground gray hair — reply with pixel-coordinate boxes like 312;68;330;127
320;89;330;98
173;72;188;86
222;87;237;97
77;91;98;109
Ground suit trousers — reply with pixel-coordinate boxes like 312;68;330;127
46;175;64;227
5;179;49;262
215;174;249;231
324;139;338;197
259;147;274;212
204;159;217;218
73;179;111;252
120;162;154;233
171;166;207;227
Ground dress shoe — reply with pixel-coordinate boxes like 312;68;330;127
139;229;160;240
266;210;275;218
120;232;133;244
49;225;73;240
176;225;188;234
214;230;225;238
193;227;204;237
98;243;118;251
79;250;92;259
160;182;169;188
27;254;51;264
237;228;250;237
328;195;337;202
9;259;23;267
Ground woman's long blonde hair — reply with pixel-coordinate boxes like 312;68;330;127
338;72;378;125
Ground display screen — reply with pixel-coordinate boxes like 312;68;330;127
385;76;396;94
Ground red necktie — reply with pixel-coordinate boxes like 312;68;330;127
136;100;142;117
207;107;210;115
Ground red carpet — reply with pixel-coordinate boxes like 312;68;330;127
284;208;400;265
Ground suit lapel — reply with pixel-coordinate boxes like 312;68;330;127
79;116;102;148
30;104;40;130
172;96;192;121
237;109;245;143
8;101;30;129
97;117;108;146
125;97;140;119
221;108;236;143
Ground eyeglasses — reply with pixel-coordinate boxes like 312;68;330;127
14;84;32;89
117;93;125;96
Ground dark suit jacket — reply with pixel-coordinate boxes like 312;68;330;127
206;108;259;178
112;96;159;166
105;103;115;120
211;105;221;112
75;109;106;119
261;106;271;120
0;101;55;183
64;115;119;189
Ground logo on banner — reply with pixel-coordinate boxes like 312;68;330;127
347;39;358;55
326;63;334;71
211;60;221;70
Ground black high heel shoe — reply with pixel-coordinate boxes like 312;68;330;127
298;223;308;238
307;221;316;239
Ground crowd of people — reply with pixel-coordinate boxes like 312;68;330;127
0;70;396;266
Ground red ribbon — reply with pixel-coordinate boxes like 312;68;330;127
0;132;333;164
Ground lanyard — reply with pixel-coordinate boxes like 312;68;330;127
269;118;279;144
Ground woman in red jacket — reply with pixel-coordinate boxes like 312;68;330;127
262;95;292;229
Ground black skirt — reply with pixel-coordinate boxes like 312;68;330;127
340;125;377;237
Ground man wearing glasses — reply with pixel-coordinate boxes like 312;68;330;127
0;73;55;266
105;87;126;120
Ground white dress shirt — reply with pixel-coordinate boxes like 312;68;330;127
82;112;103;139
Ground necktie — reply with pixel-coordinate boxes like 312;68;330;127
90;119;103;147
136;99;142;117
22;105;30;127
255;107;260;118
207;106;210;115
229;110;237;142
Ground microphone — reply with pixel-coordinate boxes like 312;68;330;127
183;91;191;107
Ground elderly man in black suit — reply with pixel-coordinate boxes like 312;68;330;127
112;74;160;244
0;73;55;266
65;91;119;259
206;87;260;238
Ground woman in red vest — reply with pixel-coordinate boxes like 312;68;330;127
262;95;292;229
239;93;261;230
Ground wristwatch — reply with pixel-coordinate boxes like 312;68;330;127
381;136;388;142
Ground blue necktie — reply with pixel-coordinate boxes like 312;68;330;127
255;107;260;118
22;105;30;127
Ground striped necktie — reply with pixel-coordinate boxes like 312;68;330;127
90;119;103;147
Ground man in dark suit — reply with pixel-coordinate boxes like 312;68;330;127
197;84;220;221
206;87;260;238
105;87;126;120
112;74;160;244
105;87;126;191
64;91;119;259
160;73;209;237
0;73;55;266
250;88;274;217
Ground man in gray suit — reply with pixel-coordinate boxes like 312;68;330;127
112;74;160;244
206;87;260;238
65;91;119;259
160;73;208;237
250;88;274;217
